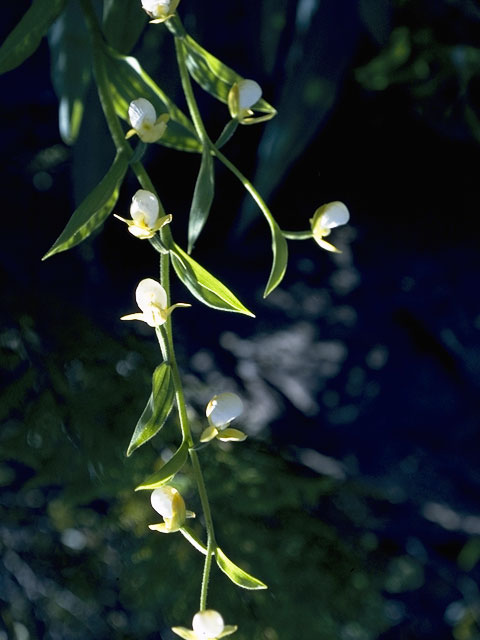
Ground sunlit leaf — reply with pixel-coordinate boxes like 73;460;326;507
215;547;267;590
170;243;255;317
0;0;67;75
135;441;189;491
179;31;276;118
48;1;92;144
102;47;202;153
42;151;128;259
188;147;215;253
126;363;175;457
264;217;288;297
102;0;147;54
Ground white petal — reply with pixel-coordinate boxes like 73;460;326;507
206;392;243;427
192;610;224;638
130;189;159;227
135;278;167;313
237;80;262;111
141;0;171;16
319;201;350;229
128;98;156;130
151;487;176;518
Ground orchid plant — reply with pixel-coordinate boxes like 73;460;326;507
0;0;350;636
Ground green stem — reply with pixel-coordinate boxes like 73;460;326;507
282;230;313;240
84;0;220;607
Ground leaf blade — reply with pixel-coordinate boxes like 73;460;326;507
135;441;189;491
215;547;267;590
170;243;255;317
48;0;92;144
264;217;289;297
188;147;215;253
126;363;175;457
102;47;202;153
0;0;67;75
42;151;128;259
182;33;276;117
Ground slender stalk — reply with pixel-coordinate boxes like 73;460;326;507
282;230;313;240
83;0;220;608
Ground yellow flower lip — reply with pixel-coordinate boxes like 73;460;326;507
310;201;350;252
126;98;169;143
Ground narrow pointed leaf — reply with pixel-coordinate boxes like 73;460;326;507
42;152;128;259
188;147;215;252
102;47;201;152
215;547;267;590
135;441;189;491
170;243;255;317
180;32;276;118
0;0;67;75
126;363;175;456
102;0;147;54
48;1;92;144
264;217;288;297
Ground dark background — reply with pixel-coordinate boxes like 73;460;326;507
1;1;480;638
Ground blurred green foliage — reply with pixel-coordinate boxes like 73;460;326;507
1;309;388;639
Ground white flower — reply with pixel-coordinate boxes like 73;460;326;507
200;393;246;444
310;201;350;252
114;190;172;239
148;486;194;534
172;610;237;640
126;98;169;143
121;278;190;328
227;79;273;125
141;0;180;22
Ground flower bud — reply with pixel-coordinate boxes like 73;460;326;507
126;98;169;143
121;278;190;328
149;486;186;533
141;0;180;22
192;610;224;638
310;201;350;252
206;392;243;428
228;79;266;124
114;190;172;239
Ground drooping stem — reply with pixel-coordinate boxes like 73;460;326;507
83;0;220;608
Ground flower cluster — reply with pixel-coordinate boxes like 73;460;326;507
126;98;169;143
172;609;237;640
200;392;246;443
310;201;350;252
115;189;171;239
149;486;195;534
121;278;190;327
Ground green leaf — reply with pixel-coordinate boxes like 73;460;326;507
264;217;288;297
126;363;175;457
42;151;128;259
135;441;189;491
188;147;215;253
0;0;67;75
48;1;92;144
102;0;147;54
102;47;202;153
170;243;255;317
215;547;267;590
182;33;276;115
